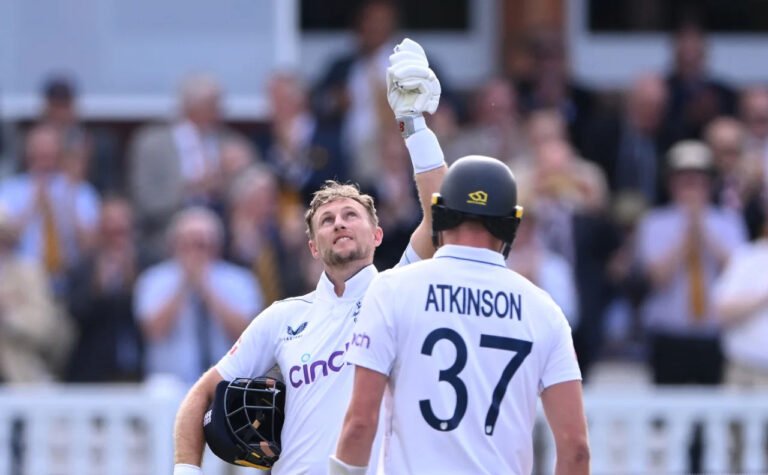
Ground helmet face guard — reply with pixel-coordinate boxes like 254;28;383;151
430;155;524;258
204;377;286;470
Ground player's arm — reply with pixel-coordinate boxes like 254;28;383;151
541;382;590;474
387;38;447;260
332;274;399;474
174;367;224;472
331;366;388;473
173;303;280;474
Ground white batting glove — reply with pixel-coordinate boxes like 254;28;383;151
173;463;203;475
386;38;441;123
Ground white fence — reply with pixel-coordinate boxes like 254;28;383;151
1;383;767;475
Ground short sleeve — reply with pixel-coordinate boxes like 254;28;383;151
216;303;280;380
394;243;421;269
345;274;398;376
539;308;582;391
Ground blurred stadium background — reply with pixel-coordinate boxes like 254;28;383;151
2;0;768;473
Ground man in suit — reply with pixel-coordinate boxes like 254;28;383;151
128;74;247;261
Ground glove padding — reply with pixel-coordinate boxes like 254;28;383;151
386;38;441;117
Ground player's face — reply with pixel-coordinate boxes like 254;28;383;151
308;198;383;268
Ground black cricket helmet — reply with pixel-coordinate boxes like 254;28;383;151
431;155;523;257
203;377;286;470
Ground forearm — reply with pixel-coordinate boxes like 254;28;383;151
554;441;590;475
174;369;220;466
335;416;378;467
404;122;447;259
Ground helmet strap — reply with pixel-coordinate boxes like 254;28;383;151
501;242;512;259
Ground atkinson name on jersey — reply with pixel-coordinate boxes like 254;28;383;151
424;283;522;320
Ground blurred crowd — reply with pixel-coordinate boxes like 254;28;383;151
0;0;767;399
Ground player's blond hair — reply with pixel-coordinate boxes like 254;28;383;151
304;181;379;238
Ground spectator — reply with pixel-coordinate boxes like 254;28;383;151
739;86;768;187
65;196;146;383
0;205;63;383
369;129;420;270
134;207;261;385
704;116;765;239
312;0;400;187
38;74;124;196
585;73;675;206
0;124;100;296
517;137;617;378
255;71;347;205
664;24;737;140
225;165;308;305
637;140;747;384
128;74;248;260
444;78;526;166
506;204;579;328
517;29;596;153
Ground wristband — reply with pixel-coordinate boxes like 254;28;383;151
403;123;445;174
329;455;368;475
173;463;203;475
396;114;426;139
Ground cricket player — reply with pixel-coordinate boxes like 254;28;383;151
332;156;590;475
173;38;446;475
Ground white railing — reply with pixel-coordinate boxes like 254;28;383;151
537;387;768;474
1;383;767;474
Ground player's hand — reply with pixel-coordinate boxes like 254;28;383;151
386;38;441;117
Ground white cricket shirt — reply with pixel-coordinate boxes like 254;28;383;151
346;245;582;475
216;246;419;475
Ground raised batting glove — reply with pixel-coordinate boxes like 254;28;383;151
387;38;441;135
386;38;445;173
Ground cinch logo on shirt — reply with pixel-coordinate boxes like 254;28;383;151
351;332;370;349
288;348;345;388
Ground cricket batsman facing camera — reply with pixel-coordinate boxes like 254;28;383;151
173;37;447;475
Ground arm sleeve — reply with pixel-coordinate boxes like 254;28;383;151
394;242;421;269
539;307;582;392
345;275;398;376
215;304;280;380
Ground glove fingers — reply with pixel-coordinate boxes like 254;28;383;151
394;38;426;58
390;65;432;81
389;51;427;67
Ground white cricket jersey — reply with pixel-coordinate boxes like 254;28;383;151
346;245;581;475
216;246;420;475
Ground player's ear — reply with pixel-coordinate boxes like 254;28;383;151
373;226;384;247
307;238;320;259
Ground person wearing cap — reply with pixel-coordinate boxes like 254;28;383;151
636;139;747;385
635;139;748;472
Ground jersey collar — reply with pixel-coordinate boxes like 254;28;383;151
316;264;378;301
434;245;507;268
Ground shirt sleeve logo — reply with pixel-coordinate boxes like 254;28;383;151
287;322;308;336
